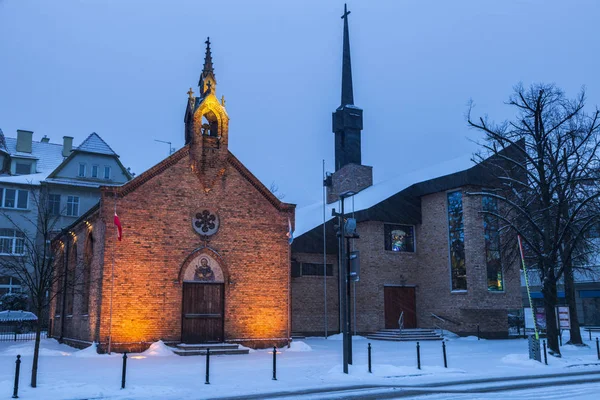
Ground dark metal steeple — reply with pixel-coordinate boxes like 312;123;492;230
199;37;217;96
332;4;363;171
341;4;353;106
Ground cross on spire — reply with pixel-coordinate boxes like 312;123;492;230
341;3;351;19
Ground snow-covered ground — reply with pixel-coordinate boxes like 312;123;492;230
0;330;598;400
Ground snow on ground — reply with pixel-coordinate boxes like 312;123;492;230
0;330;598;400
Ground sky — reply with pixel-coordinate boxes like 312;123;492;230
1;0;599;208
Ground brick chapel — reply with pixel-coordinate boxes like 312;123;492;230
290;8;522;339
50;39;295;352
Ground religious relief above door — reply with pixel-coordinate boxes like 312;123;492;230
192;209;220;236
182;253;224;283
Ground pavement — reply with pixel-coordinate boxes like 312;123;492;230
208;369;600;400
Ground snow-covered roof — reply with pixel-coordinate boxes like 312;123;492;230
295;153;476;237
44;177;123;188
76;132;118;156
0;310;38;322
0;137;65;185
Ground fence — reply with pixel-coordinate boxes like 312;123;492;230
0;318;47;342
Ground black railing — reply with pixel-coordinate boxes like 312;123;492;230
0;320;47;342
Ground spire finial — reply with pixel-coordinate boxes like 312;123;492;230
199;36;217;95
340;3;354;106
187;87;194;99
203;36;214;75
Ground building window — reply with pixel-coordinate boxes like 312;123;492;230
0;276;22;296
78;163;86;177
48;194;61;215
483;195;504;291
15;162;32;175
0;229;26;255
91;165;99;178
384;224;415;252
448;191;467;291
292;262;333;277
0;188;28;210
104;166;111;180
66;196;79;217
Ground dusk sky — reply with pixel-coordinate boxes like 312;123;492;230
1;0;598;207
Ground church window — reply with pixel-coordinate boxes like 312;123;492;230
447;191;467;291
66;196;79;217
483;195;504;291
384;224;415;252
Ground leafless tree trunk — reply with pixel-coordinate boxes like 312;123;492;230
0;185;85;387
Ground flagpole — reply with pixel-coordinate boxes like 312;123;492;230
323;159;328;338
108;192;117;354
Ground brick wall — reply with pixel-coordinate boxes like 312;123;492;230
52;150;294;352
291;252;339;335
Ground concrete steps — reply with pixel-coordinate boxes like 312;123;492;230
366;328;443;342
171;343;250;356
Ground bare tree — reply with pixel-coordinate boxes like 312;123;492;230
467;83;600;355
269;181;286;200
0;185;83;387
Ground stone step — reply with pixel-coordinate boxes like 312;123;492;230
175;343;240;351
173;348;250;356
379;329;438;333
366;335;443;342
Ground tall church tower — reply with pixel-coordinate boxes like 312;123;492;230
184;38;230;194
327;4;373;203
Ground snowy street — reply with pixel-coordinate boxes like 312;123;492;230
0;331;598;399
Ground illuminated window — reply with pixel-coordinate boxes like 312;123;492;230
483;195;504;291
448;191;467;291
384;224;415;252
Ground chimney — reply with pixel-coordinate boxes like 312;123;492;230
16;130;33;153
41;135;50;143
62;136;73;157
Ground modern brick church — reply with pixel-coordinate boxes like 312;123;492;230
290;8;522;339
50;39;295;352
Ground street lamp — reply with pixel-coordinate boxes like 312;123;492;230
333;190;356;374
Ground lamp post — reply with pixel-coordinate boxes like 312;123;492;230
335;190;356;374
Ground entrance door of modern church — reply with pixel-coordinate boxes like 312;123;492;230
384;286;417;329
181;282;224;343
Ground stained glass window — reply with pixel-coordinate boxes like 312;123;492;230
384;224;415;252
483;195;504;291
447;191;467;291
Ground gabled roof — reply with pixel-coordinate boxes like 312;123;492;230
76;132;118;156
47;132;132;181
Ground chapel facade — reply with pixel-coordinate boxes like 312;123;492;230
290;8;522;338
50;39;295;352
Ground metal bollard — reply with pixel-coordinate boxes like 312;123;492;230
121;352;127;389
596;337;599;360
205;348;210;384
272;346;277;381
442;341;447;368
416;341;421;370
543;340;548;365
12;355;21;399
368;343;372;373
477;324;480;340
